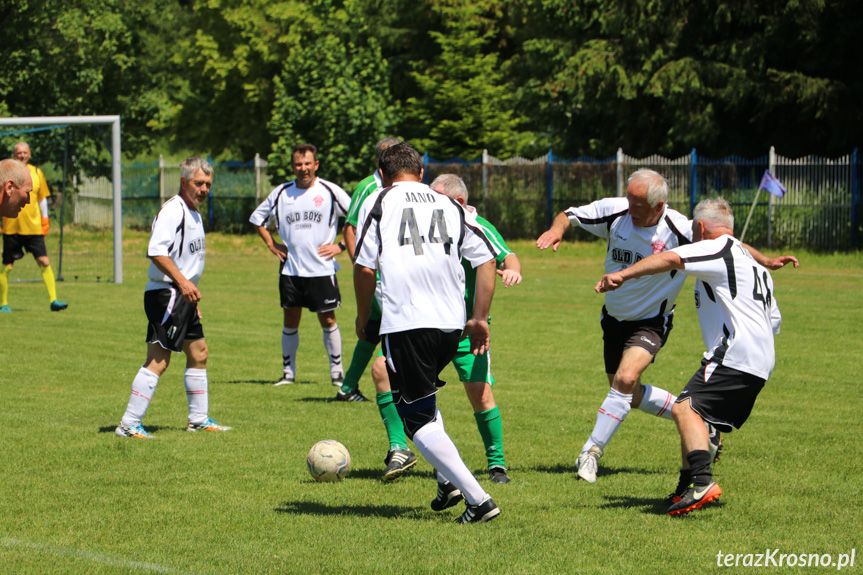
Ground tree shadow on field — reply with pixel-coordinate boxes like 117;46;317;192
275;500;418;519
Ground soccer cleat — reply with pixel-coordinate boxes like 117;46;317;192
667;481;722;516
430;481;464;511
0;305;11;313
489;466;511;484
576;445;603;483
335;388;369;402
115;423;155;439
274;375;295;386
187;418;232;432
455;496;500;524
50;300;68;311
331;374;344;387
706;422;723;463
663;469;692;507
383;449;417;480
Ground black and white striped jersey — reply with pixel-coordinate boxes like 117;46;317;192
249;177;351;277
566;197;693;321
354;181;496;334
672;235;782;380
146;195;206;291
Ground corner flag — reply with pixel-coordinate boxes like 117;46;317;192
759;169;786;199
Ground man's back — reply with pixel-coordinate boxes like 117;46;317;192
355;181;493;334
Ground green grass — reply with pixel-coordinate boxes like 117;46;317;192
1;233;861;574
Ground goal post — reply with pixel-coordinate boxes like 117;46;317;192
0;116;123;283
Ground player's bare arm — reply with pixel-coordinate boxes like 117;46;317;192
343;224;357;260
741;243;799;270
354;264;377;340
150;255;201;303
465;259;496;355
497;253;523;288
536;211;571;252
595;251;684;293
254;225;288;262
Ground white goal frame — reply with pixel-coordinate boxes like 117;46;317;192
0;116;123;283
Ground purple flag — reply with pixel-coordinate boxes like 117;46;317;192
759;169;786;199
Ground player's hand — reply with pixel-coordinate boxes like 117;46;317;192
317;243;341;260
536;230;562;252
595;273;625;293
764;255;799;270
177;279;201;303
497;268;522;288
464;318;490;356
355;315;369;341
269;243;288;262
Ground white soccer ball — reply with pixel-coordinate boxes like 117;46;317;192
306;440;351;482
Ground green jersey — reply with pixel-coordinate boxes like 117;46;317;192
346;172;381;227
462;211;513;316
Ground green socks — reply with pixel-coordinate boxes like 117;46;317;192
341;339;377;393
376;391;408;451
475;406;506;469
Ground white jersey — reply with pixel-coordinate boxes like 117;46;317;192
146;195;206;291
672;235;782;380
566;197;693;320
354;180;496;334
249;178;351;277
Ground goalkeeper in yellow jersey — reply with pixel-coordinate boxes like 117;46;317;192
0;142;68;312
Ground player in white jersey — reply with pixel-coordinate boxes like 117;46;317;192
354;142;501;523
538;169;796;483
597;197;782;515
116;157;231;439
250;143;352;386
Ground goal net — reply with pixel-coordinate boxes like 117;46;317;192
0;116;123;283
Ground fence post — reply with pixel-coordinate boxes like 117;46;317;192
690;149;697;217
482;149;489;202
616;148;624;197
546;148;554;228
254;153;263;201
768;146;776;249
159;154;165;200
853;147;859;249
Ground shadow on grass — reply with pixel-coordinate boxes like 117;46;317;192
275;500;418;519
600;494;726;516
529;464;658;477
344;467;437;481
219;379;319;385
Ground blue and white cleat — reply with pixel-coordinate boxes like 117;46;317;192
115;423;155;439
187;418;232;432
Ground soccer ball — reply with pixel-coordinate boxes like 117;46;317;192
306;440;351;482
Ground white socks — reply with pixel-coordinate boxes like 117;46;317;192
121;367;160;426
582;388;632;454
322;324;342;379
184;368;209;425
638;384;676;419
413;419;487;505
282;328;299;377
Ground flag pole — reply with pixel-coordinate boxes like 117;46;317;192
740;186;762;242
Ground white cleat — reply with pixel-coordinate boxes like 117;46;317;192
576;445;603;483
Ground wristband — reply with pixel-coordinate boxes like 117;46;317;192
338;241;346;253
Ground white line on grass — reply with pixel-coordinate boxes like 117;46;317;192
1;537;189;574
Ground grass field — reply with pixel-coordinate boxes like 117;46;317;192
1;231;861;574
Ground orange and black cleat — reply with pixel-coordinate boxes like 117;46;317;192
667;481;722;516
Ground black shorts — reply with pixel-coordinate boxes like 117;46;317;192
676;359;766;433
144;288;204;353
381;328;460;404
601;306;674;374
363;318;382;345
2;234;48;265
279;273;341;313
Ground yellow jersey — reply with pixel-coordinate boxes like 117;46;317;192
2;164;50;236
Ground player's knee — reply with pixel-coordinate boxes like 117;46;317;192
371;356;390;392
612;370;640;392
400;403;437;440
